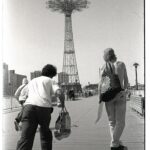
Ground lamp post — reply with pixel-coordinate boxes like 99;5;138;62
133;63;139;90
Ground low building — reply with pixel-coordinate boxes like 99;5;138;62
30;71;41;80
8;70;27;95
3;63;27;96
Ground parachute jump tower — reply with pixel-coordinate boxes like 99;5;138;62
47;0;89;92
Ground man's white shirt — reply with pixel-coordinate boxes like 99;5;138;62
25;76;60;108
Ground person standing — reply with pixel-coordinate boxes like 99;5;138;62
14;78;28;131
14;78;28;106
96;48;129;150
16;64;65;150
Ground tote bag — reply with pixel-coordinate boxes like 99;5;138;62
54;106;71;140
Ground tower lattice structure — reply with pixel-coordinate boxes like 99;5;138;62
47;0;89;88
63;11;79;84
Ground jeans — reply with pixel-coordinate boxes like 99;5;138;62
15;101;25;123
16;105;53;150
15;109;23;123
105;93;126;147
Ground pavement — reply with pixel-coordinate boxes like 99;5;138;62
2;95;144;150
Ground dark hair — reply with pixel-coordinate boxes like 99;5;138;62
103;48;117;62
41;64;57;78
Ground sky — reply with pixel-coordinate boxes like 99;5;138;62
2;0;144;86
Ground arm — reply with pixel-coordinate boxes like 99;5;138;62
51;81;65;107
55;89;65;108
95;74;104;124
95;102;104;124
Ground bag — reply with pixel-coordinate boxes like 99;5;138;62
54;106;71;140
100;63;123;102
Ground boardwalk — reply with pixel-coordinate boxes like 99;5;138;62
2;96;144;150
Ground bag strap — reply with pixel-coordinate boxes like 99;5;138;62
106;62;114;74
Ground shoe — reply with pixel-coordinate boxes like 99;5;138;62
111;145;127;150
14;120;19;131
118;145;128;150
111;147;118;150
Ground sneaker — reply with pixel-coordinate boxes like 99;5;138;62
14;120;19;131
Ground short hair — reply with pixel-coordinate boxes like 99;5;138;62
41;64;57;78
103;48;117;62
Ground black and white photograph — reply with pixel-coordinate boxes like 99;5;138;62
1;0;146;150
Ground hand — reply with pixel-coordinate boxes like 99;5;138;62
95;117;100;124
95;102;104;124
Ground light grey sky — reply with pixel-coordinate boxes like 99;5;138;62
3;0;144;86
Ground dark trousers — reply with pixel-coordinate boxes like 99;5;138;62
16;105;53;150
15;107;24;123
15;101;25;123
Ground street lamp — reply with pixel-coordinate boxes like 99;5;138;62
133;63;139;90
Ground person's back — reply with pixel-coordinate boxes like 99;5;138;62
16;64;65;150
96;48;129;150
25;76;56;108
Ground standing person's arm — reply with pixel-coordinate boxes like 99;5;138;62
95;81;104;124
95;67;105;124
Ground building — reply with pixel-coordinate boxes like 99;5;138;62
58;72;69;85
3;62;27;96
3;63;9;95
30;71;41;80
84;84;98;91
8;70;27;95
83;83;99;96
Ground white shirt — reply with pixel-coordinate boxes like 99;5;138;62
14;84;28;101
25;76;60;108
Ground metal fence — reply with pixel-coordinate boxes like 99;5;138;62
3;96;21;111
130;95;145;116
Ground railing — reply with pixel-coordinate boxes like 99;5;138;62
130;95;145;116
3;96;21;112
